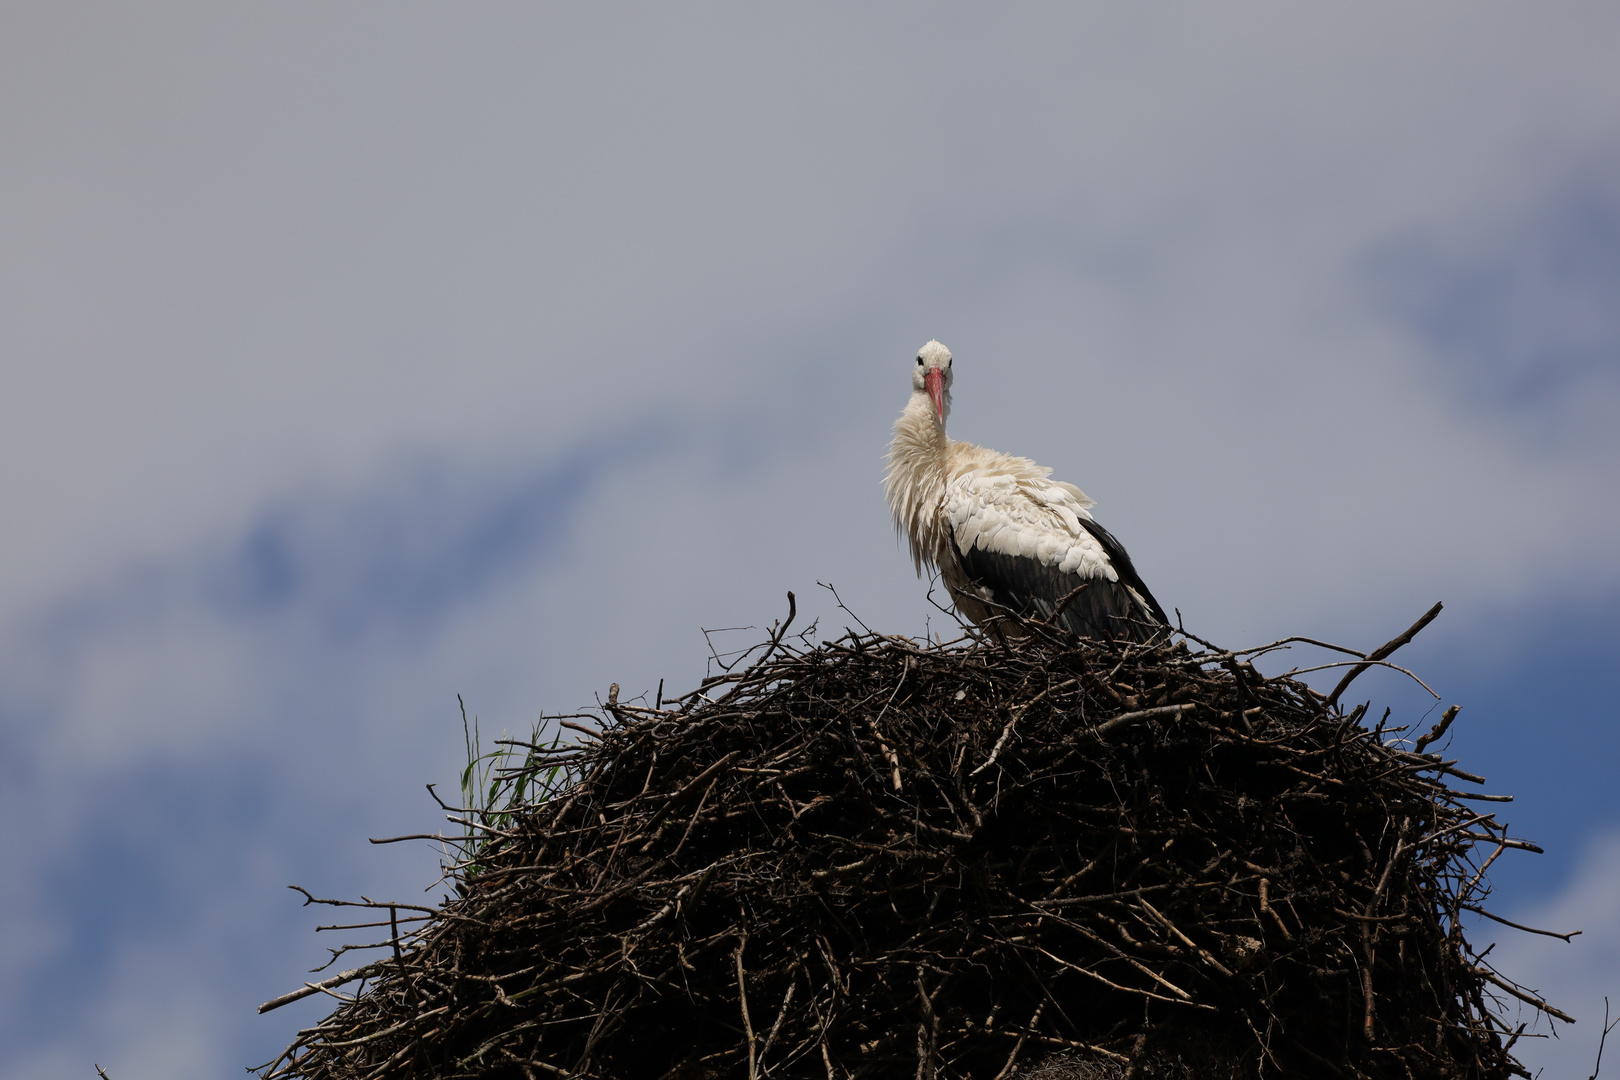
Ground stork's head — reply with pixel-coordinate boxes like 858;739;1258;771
912;340;953;424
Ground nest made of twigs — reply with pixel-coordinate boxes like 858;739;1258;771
257;599;1560;1080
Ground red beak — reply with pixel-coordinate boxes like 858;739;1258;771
924;368;946;422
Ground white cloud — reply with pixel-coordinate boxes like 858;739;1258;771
2;4;1618;624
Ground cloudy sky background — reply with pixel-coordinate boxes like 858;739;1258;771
3;4;1619;1076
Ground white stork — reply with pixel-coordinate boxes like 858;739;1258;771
885;340;1168;642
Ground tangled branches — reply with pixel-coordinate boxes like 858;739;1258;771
257;601;1562;1079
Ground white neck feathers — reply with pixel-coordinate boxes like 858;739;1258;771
884;390;952;575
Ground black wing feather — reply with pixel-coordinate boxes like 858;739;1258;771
1074;517;1169;626
954;518;1166;642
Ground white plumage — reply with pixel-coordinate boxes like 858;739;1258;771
885;340;1167;641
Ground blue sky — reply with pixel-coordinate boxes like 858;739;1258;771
3;5;1618;1077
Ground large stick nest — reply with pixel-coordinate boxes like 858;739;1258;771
257;599;1562;1080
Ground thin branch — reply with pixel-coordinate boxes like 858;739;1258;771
1461;904;1582;942
1326;602;1443;707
